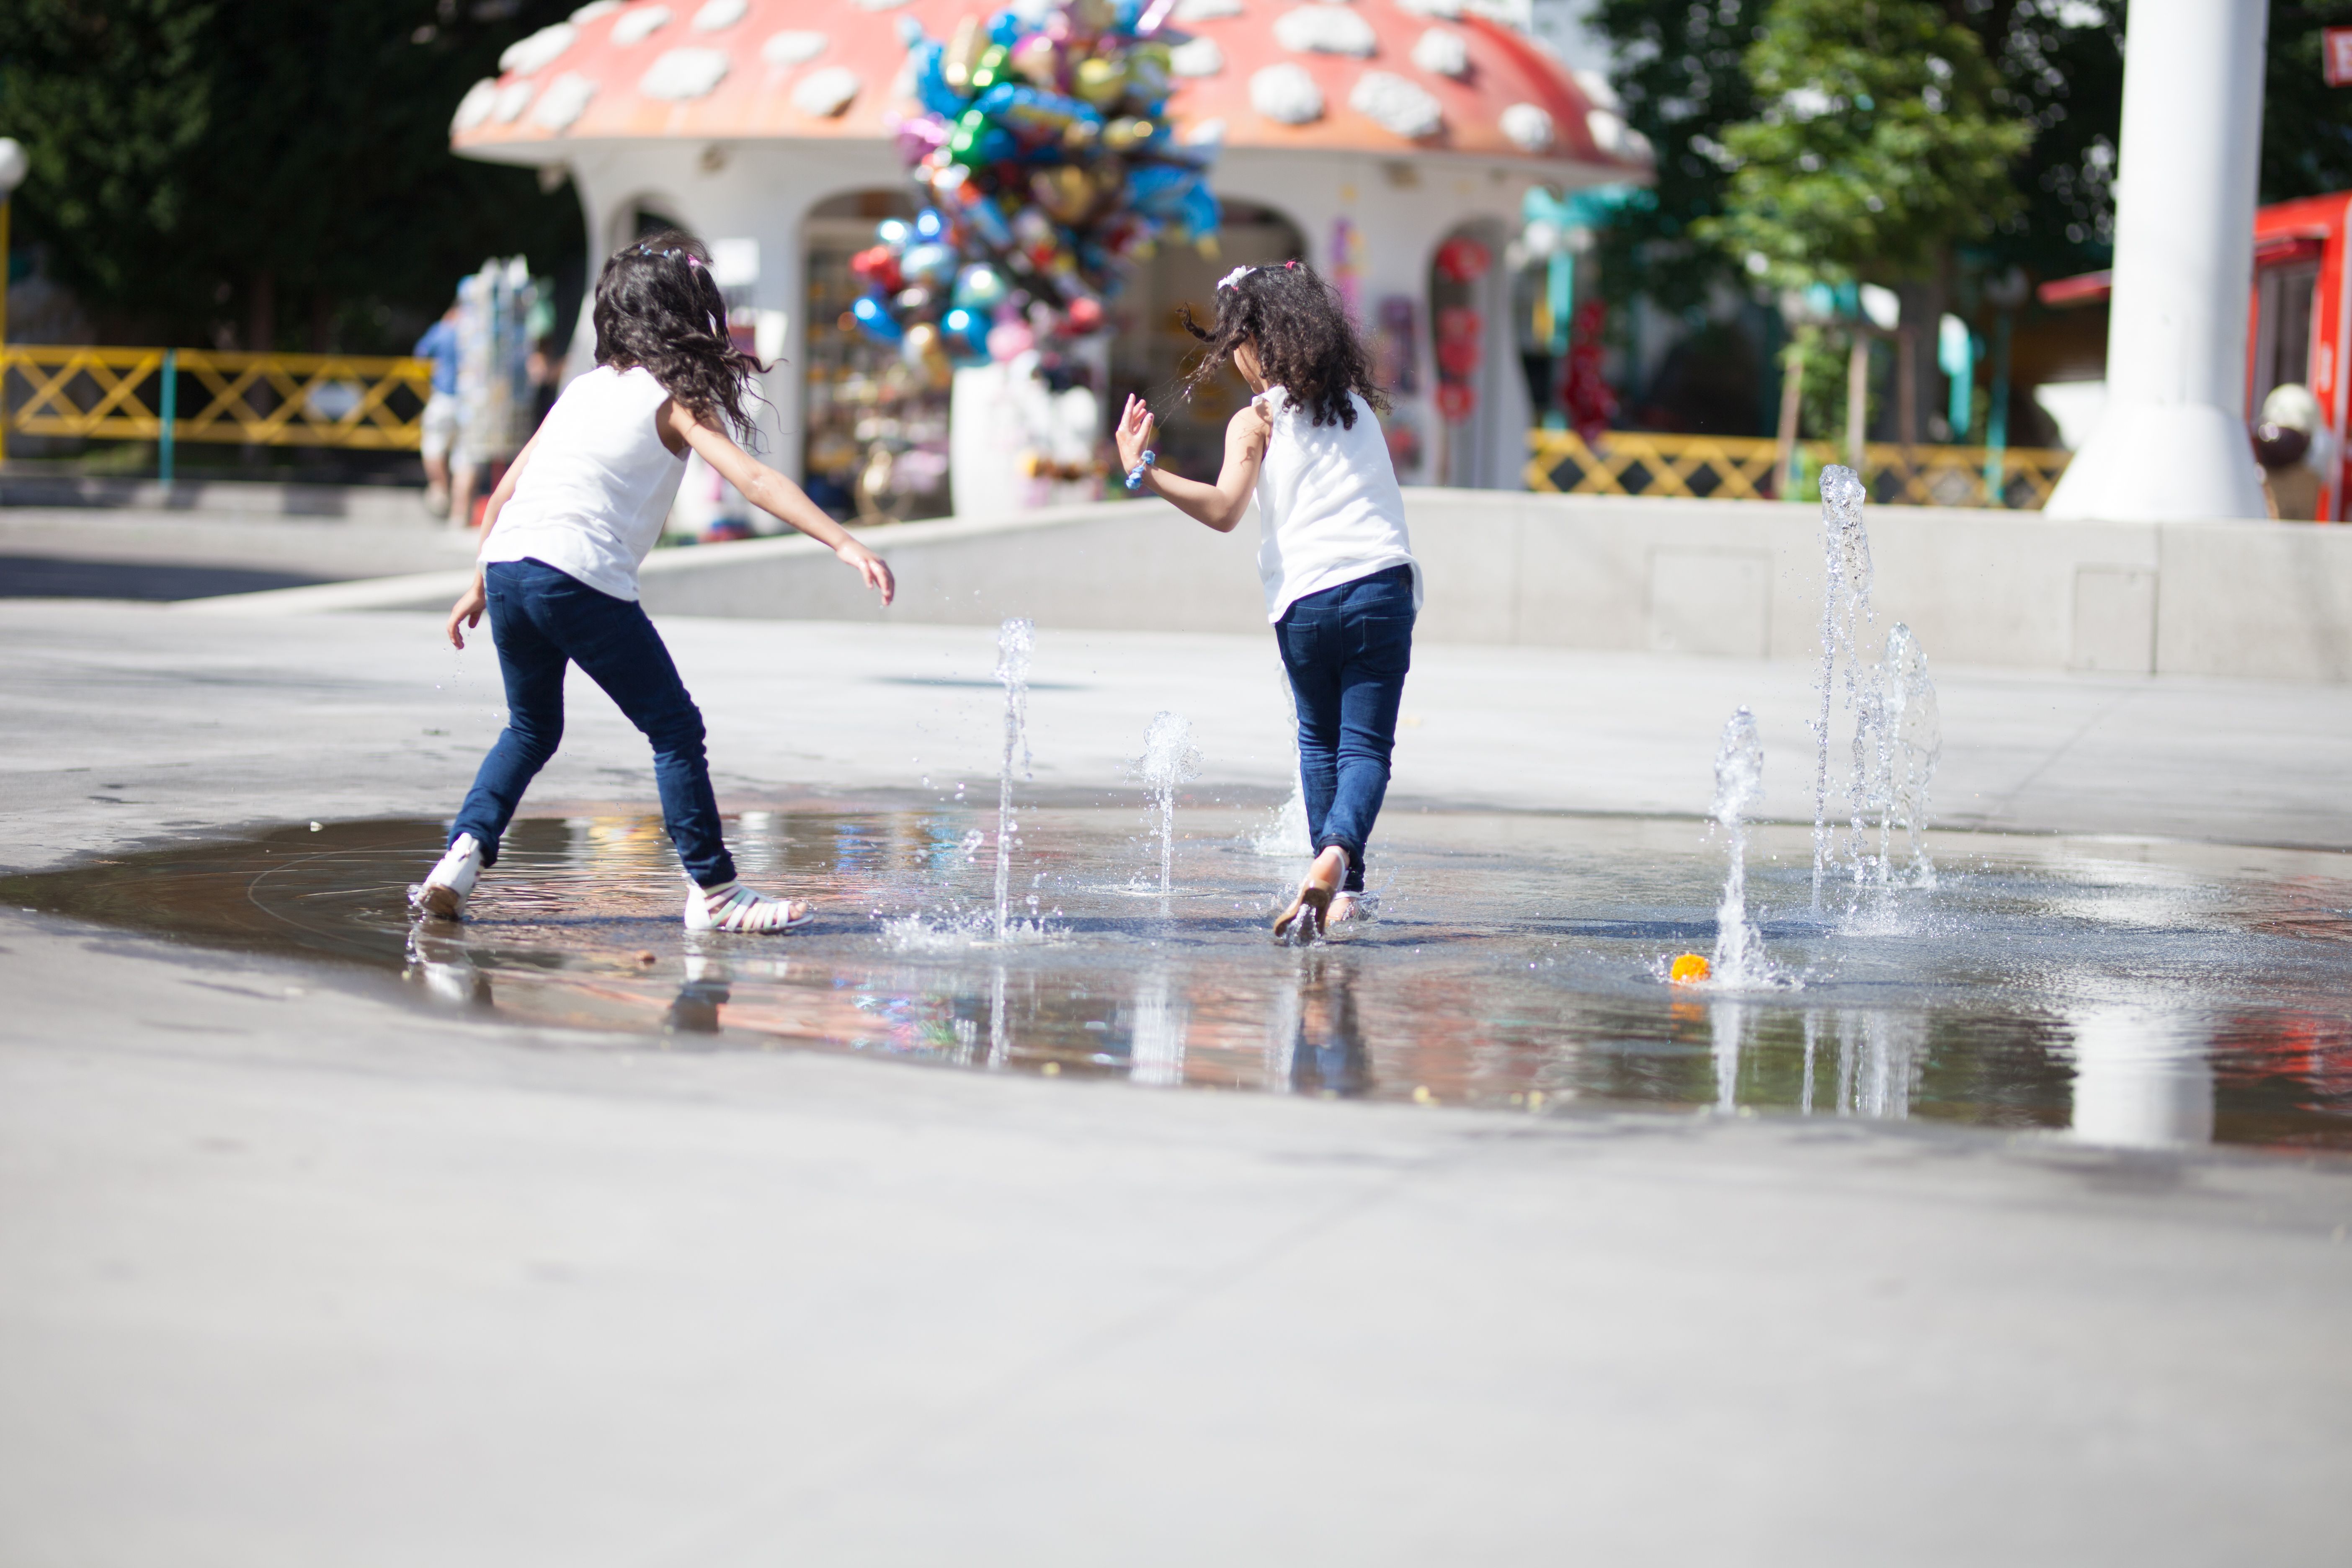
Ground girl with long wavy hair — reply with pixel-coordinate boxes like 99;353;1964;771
415;232;894;933
1114;260;1421;940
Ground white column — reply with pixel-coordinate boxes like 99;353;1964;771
2067;1006;2215;1149
2043;0;2269;522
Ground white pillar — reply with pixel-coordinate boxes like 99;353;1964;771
2067;1006;2214;1149
2043;0;2269;522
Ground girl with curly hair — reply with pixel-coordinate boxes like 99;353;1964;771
1114;260;1420;940
415;232;895;934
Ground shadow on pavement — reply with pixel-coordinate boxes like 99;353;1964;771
0;554;331;601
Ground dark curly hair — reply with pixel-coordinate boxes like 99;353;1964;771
591;230;766;443
1177;261;1389;429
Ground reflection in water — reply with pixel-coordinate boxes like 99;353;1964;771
12;807;2352;1150
2068;1006;2215;1148
1711;1000;1745;1114
1129;970;1188;1087
1287;952;1371;1099
1836;1012;1926;1121
666;955;732;1036
405;928;491;1007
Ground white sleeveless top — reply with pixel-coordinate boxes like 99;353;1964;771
1252;387;1420;624
482;365;686;601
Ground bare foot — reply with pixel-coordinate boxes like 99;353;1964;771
1274;846;1348;941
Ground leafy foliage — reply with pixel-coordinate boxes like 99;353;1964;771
1695;0;2033;290
0;0;585;351
1588;0;1769;314
1589;0;2134;304
2262;0;2352;202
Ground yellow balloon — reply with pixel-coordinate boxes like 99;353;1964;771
1073;56;1127;108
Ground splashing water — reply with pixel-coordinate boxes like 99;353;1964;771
992;618;1035;940
1133;711;1204;893
1809;464;1877;909
1253;785;1312;858
1872;623;1942;886
1254;661;1313;857
1709;707;1767;985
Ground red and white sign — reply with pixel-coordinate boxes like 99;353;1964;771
2324;26;2352;88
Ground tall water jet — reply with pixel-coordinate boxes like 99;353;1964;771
992;617;1034;940
1709;706;1767;985
1133;711;1203;893
1810;464;1875;908
1873;624;1943;885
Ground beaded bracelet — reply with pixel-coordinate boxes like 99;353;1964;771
1123;448;1157;491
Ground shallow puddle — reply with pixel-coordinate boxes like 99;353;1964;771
10;807;2352;1151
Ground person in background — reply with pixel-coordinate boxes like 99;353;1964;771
526;334;565;432
415;301;468;522
2254;382;2324;521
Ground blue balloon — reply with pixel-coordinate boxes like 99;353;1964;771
851;294;904;343
987;10;1022;45
963;197;1013;249
914;207;948;242
1173;183;1221;241
941;306;993;362
954;264;1008;309
909;41;964;119
900;242;958;287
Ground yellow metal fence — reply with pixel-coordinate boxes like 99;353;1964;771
0;345;431;464
2;348;2074;511
1525;429;2073;509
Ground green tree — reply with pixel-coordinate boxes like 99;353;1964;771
1588;0;1768;315
2262;0;2352;201
1695;0;2032;291
0;0;585;352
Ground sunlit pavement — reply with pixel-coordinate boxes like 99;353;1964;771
2;599;2348;1565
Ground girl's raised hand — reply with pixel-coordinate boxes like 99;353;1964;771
837;536;896;606
1115;393;1157;472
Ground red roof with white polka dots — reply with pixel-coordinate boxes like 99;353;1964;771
450;0;1650;170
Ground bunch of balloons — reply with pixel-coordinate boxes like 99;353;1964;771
849;0;1222;384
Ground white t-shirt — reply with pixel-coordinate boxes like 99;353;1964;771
482;365;686;601
1251;386;1421;624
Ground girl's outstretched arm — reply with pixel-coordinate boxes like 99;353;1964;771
1114;394;1270;533
663;402;897;605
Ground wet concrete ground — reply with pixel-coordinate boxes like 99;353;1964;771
3;600;2350;1563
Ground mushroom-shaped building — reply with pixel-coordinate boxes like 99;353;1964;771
452;0;1646;511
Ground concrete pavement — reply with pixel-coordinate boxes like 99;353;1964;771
2;597;2349;1565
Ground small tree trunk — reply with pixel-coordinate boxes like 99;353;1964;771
1774;340;1805;497
1845;332;1869;473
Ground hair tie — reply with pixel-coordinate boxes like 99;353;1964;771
1284;259;1299;270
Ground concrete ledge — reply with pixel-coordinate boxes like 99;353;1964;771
183;489;2352;682
0;473;431;524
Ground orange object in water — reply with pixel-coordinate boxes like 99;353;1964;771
1669;953;1711;985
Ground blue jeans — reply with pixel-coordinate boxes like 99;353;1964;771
1276;565;1415;893
450;559;735;887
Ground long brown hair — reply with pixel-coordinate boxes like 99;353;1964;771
1177;261;1388;429
591;230;766;443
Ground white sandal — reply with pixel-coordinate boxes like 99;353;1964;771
685;879;815;934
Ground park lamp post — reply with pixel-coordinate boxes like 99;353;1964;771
0;138;24;468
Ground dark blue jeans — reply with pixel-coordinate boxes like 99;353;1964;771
450;559;735;887
1276;564;1415;893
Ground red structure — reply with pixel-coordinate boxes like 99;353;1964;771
2043;191;2352;520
